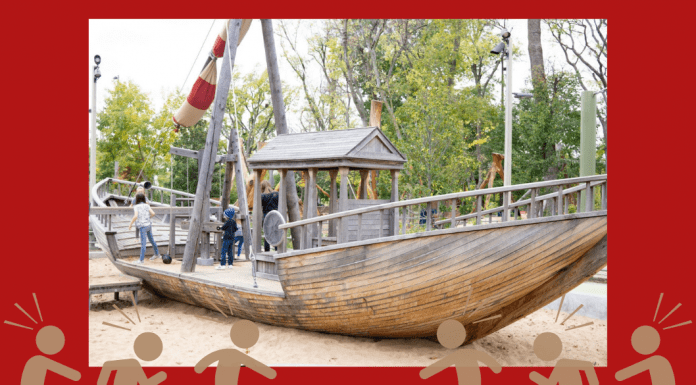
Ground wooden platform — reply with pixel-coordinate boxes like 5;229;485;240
89;261;142;311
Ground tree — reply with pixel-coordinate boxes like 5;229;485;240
96;81;175;185
546;19;607;162
224;69;297;159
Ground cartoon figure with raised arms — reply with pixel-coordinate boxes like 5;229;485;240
21;325;81;385
420;320;502;385
615;325;675;385
195;320;277;385
97;332;167;385
529;332;598;385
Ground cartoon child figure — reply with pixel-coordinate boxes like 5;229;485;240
21;325;81;385
97;332;167;385
615;325;675;385
195;320;277;385
420;320;502;385
529;332;599;385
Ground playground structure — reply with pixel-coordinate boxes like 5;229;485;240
88;19;607;342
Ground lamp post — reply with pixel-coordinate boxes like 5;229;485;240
90;55;102;202
491;30;513;189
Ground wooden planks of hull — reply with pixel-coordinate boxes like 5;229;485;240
92;208;606;340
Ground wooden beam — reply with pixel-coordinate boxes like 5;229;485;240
337;167;349;243
278;169;287;253
306;168;317;248
170;146;233;163
253;170;262;253
358;170;369;199
390;170;399;235
261;19;302;249
181;20;241;273
328;169;338;237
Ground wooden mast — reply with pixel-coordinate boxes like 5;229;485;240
260;19;302;248
181;20;242;273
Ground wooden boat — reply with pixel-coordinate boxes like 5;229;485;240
90;171;607;343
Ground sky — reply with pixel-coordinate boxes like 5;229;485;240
88;19;601;142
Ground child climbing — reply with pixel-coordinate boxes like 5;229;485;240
218;208;238;270
128;193;162;264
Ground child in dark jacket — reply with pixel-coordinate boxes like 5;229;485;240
217;208;238;270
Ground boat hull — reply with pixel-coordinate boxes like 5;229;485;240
92;212;607;341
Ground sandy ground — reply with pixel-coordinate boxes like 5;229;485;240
89;258;607;367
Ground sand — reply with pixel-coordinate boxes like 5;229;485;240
89;259;607;367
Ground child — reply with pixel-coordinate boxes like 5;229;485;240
218;208;238;270
128;193;162;264
233;222;244;258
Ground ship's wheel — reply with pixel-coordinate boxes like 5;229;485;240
263;210;286;247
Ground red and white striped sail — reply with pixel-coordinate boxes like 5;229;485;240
173;19;253;128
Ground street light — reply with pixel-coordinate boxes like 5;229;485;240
90;54;101;201
114;75;120;81
513;93;534;99
490;29;513;191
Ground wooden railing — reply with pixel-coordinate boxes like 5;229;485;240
279;174;607;251
90;177;225;235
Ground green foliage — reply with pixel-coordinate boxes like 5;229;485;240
512;72;582;184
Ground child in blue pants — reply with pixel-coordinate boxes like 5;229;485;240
233;226;244;258
217;208;238;270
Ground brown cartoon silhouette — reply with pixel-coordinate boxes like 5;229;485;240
21;326;81;385
615;325;675;385
195;320;276;385
529;332;598;385
97;332;167;385
420;320;502;385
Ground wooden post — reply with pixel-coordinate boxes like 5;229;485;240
579;90;597;212
585;182;593;212
530;189;537;219
557;187;564;215
369;101;383;201
278;169;287;253
169;195;176;256
502;193;509;222
476;195;482;225
426;201;432;231
601;183;607;210
450;199;457;228
253;170;262;253
359;170;369;199
401;204;407;234
261;19;302;248
357;213;363;241
369;100;383;127
181;20;241;273
379;210;384;237
328;169;338;237
232;135;251;260
305;168;317;248
337;167;349;243
390;170;399;236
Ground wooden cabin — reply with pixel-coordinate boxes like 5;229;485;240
247;127;406;279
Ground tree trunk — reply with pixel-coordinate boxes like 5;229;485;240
261;19;302;248
527;19;546;85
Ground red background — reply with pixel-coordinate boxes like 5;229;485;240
2;2;694;384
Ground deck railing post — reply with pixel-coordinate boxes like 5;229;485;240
401;206;407;235
317;220;323;248
169;195;176;256
601;182;607;210
585;182;593;212
530;189;537;219
476;195;482;225
502;193;509;222
357;213;363;241
426;202;432;231
379;210;384;237
450;199;457;228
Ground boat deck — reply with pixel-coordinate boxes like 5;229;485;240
117;256;285;295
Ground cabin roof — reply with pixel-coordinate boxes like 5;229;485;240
247;127;407;170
